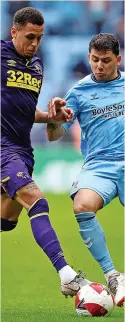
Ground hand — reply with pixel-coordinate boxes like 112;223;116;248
50;107;74;123
48;97;74;123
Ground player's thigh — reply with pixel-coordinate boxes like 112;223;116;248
1;157;45;209
15;182;45;209
1;193;23;221
73;188;103;213
71;164;117;213
117;161;125;206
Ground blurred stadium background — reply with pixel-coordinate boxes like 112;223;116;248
1;1;124;322
1;0;124;191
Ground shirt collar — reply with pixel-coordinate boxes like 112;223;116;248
91;70;121;83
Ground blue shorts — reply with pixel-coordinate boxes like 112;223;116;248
1;153;33;199
71;159;125;207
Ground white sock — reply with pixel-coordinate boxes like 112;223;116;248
58;265;77;284
104;269;118;282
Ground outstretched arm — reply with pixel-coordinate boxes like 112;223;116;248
35;97;74;141
35;107;66;140
46;97;74;141
35;97;73;124
35;109;49;123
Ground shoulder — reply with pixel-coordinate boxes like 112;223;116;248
64;74;92;100
72;74;93;91
1;40;13;48
120;71;125;79
66;74;93;94
1;40;6;45
77;74;92;86
1;40;7;50
1;40;15;57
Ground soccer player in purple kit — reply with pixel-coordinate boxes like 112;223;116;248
1;7;87;297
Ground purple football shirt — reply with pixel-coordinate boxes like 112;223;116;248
1;40;43;168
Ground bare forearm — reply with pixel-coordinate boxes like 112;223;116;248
35;109;49;123
46;123;66;141
35;108;65;140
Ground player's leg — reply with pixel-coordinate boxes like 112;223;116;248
1;158;87;296
74;187;125;306
109;160;125;306
1;190;23;231
73;188;116;276
118;160;125;206
71;160;125;305
15;182;88;296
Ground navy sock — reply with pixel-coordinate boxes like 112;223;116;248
1;218;18;231
28;199;67;272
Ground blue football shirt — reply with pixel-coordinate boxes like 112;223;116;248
63;71;125;162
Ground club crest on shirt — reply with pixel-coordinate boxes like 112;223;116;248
35;64;42;74
72;181;78;189
7;60;17;66
90;93;99;100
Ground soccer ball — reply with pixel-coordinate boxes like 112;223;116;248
75;282;115;317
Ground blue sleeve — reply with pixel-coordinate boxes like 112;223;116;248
62;88;79;131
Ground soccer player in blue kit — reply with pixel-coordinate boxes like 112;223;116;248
1;7;88;297
47;33;125;306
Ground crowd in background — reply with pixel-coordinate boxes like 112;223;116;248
1;1;124;151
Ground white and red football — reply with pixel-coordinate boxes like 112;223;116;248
75;282;115;317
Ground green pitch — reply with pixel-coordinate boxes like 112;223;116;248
1;194;124;322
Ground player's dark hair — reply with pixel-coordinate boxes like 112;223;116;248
13;7;44;27
89;33;120;56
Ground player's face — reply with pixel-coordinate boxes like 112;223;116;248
88;49;121;81
11;23;44;57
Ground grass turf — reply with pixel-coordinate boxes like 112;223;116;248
1;194;124;322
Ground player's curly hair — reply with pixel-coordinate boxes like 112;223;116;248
13;7;44;27
89;33;120;56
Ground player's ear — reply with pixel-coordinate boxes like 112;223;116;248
88;54;91;64
116;55;121;66
11;27;17;39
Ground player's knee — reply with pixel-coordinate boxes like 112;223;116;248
73;190;103;214
16;183;45;209
1;218;18;232
28;198;49;219
73;195;102;214
73;200;96;214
